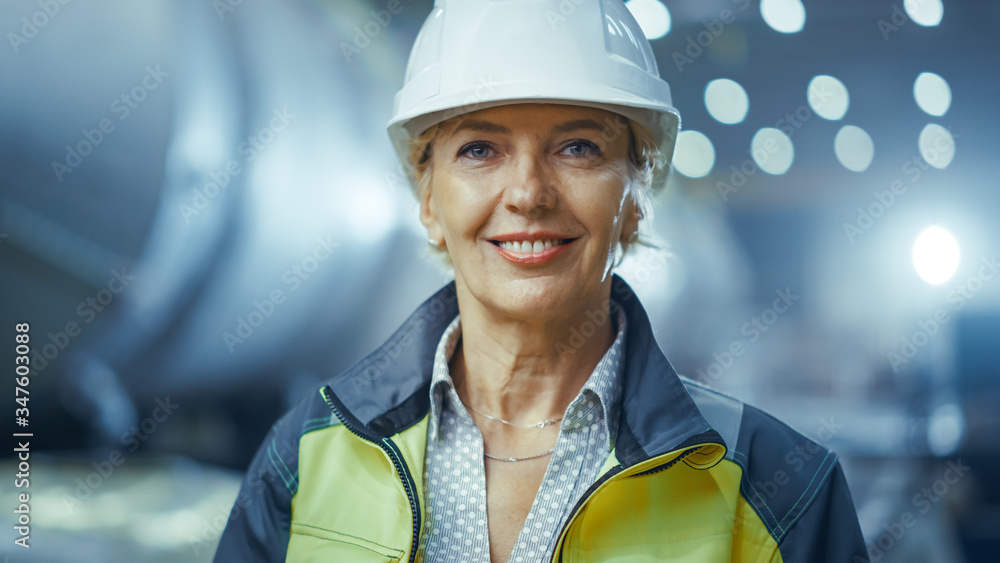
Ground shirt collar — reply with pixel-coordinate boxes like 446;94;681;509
427;314;464;440
576;305;626;446
426;305;627;442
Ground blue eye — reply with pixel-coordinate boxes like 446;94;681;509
460;143;493;159
563;141;600;157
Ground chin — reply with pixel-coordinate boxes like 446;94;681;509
478;271;595;320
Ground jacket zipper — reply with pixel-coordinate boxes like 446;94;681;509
552;446;703;562
633;447;696;476
321;386;421;563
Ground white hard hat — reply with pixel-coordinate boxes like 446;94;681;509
387;0;681;191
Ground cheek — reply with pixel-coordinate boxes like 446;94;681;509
435;178;495;238
565;170;629;234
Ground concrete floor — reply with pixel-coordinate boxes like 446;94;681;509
1;453;240;562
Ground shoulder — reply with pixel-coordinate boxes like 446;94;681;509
249;384;343;498
678;375;837;474
678;377;859;552
214;384;343;561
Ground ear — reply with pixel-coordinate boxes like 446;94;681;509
620;198;642;245
419;182;445;246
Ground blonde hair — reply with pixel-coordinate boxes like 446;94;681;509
409;110;665;266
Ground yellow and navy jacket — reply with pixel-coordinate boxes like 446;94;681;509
215;276;867;562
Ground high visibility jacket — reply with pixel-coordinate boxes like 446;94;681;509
215;276;867;562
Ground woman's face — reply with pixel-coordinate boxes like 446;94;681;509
420;103;640;321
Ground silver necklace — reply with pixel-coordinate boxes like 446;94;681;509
459;399;562;429
484;448;555;463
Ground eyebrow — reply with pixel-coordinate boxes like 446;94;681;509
551;119;607;135
450;117;609;138
451;120;511;135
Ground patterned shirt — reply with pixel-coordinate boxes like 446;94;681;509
418;305;627;562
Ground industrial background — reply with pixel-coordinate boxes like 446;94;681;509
1;0;997;560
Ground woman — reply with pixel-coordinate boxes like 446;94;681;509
216;1;866;561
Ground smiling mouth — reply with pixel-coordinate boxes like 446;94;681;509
490;238;575;254
489;236;579;265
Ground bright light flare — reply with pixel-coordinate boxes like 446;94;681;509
626;0;671;40
912;226;960;285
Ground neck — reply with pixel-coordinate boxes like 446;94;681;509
450;283;617;425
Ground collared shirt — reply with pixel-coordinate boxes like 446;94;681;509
418;305;627;562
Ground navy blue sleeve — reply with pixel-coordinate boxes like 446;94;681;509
213;413;301;562
777;461;868;562
733;404;867;563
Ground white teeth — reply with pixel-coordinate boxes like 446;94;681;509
499;239;561;253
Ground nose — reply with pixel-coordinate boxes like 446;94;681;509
502;151;557;218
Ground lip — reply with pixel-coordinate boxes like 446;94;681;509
488;231;578;266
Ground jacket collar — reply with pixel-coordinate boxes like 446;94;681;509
327;275;724;469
